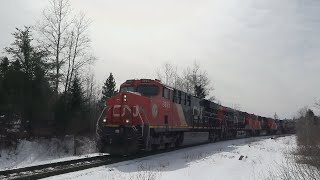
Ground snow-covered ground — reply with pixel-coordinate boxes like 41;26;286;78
44;135;296;180
0;136;100;170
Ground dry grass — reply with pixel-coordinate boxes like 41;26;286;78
263;154;320;180
263;109;320;180
295;110;320;169
182;151;212;162
104;161;169;180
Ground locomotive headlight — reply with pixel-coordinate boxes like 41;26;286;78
125;119;130;123
123;95;127;102
103;119;107;123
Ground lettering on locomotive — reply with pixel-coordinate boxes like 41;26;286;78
112;105;140;117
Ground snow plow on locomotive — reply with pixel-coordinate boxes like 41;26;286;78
96;79;293;155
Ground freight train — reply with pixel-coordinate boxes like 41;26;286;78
96;79;294;155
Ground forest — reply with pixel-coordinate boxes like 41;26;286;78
0;0;118;148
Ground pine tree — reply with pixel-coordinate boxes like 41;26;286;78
3;27;52;136
0;57;9;79
0;57;9;108
70;74;84;112
101;73;117;104
55;74;86;134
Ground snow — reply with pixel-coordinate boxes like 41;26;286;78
0;136;103;170
44;135;296;180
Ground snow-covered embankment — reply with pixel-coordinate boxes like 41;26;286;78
45;135;296;180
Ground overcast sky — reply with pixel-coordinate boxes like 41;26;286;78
1;0;320;118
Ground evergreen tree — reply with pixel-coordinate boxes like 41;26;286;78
70;74;85;112
0;57;9;78
70;74;90;134
5;27;34;80
54;92;71;134
55;74;87;134
2;27;52;136
194;84;206;99
0;57;9;115
30;59;53;134
101;73;117;105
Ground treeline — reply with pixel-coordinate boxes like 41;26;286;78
0;0;117;147
0;27;117;139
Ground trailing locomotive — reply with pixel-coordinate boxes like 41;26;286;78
96;79;292;155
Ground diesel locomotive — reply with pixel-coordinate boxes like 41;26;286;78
96;79;291;155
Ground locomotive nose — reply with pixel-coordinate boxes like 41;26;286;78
107;92;145;126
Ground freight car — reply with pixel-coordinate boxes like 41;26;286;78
96;79;291;155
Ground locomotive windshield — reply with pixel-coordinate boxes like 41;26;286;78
120;86;135;92
137;85;158;97
120;85;159;97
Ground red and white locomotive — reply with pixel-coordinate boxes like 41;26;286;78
96;79;280;155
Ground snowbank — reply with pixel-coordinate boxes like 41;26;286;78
0;135;98;170
44;135;296;180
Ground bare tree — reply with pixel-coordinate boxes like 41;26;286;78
182;61;213;98
233;103;241;111
36;0;95;94
295;106;308;119
64;12;95;93
36;0;72;94
156;62;178;87
174;75;186;93
315;99;320;109
156;61;214;99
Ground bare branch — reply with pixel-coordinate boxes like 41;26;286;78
156;62;178;87
156;61;214;99
315;100;320;109
35;0;94;94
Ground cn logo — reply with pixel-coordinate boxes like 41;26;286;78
113;105;139;117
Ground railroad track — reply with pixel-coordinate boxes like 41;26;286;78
0;155;120;180
0;147;188;180
0;135;288;180
0;143;209;180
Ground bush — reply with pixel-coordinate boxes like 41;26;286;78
295;109;320;170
